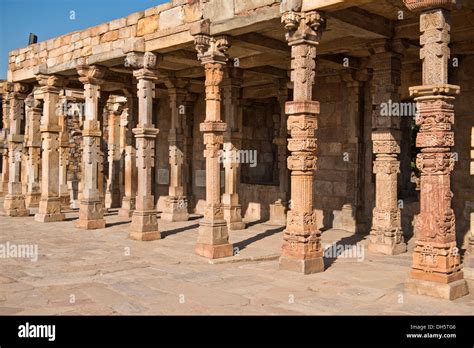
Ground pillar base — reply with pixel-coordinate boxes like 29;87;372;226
268;201;288;226
195;242;234;259
161;196;189;222
279;255;324;275
118;208;134;218
129;210;160;241
368;241;407;255
223;204;245;230
3;195;30;217
464;250;474;280
35;212;66;222
60;194;71;211
405;278;469;300
25;192;41;208
75;200;105;230
75;218;106;230
196;218;233;259
228;221;246;230
118;197;135;218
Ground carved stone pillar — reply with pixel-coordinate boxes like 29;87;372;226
58;96;71;210
367;39;407;255
269;81;289;225
126;52;160;241
34;75;64;222
4;83;29;216
105;99;123;209
466;127;474;273
279;8;325;274
193;33;233;258
24;94;42;208
161;79;189;222
403;0;468;300
0;86;10;196
75;66;106;229
118;93;137;218
222;67;245;230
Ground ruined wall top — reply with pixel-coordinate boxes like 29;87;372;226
7;0;354;82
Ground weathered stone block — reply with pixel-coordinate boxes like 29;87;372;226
159;6;185;29
109;18;127;31
127;11;144;26
234;0;277;14
101;30;119;43
184;2;203;23
203;0;234;21
137;15;160;36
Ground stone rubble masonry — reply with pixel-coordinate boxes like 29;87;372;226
7;0;281;82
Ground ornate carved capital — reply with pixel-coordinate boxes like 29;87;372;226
194;35;231;65
125;51;157;70
76;65;106;85
282;10;325;45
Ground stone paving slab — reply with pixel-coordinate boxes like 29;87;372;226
0;197;473;315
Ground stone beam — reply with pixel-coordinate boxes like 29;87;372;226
329;7;394;38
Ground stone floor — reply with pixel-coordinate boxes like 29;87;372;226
0;197;473;315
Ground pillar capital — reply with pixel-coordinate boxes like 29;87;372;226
76;65;106;85
194;34;231;65
403;0;456;12
281;10;325;45
36;74;65;92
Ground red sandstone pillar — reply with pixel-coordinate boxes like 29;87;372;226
279;6;325;274
403;0;469;300
193;31;233;259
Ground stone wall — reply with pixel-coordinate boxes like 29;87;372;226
241;99;278;186
313;78;357;231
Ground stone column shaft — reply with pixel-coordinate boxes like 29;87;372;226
193;33;233;258
24;95;42;208
105;100;123;209
368;40;407;255
126;52;160;241
58;97;71;210
4;83;29;216
222;67;245;230
34;75;65;222
161;84;189;222
270;83;289;225
118;95;137;217
75;66;106;229
0;90;10;196
279;9;325;274
403;0;468;300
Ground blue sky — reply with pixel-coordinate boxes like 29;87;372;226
0;0;169;79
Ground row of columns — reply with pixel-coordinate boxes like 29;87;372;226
0;0;470;301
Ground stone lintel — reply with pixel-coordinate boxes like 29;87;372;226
409;84;461;98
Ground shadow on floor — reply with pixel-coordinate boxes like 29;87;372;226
161;223;200;238
234;226;285;252
324;232;366;270
106;220;131;227
64;216;79;222
244;219;265;228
